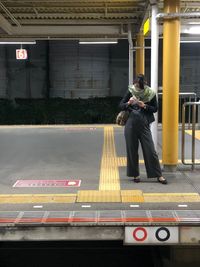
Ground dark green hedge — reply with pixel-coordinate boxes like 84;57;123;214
1;97;194;125
0;97;122;125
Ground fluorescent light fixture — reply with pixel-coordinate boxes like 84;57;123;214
180;37;200;43
79;39;118;44
79;41;118;44
180;40;200;43
188;22;200;25
184;26;200;34
0;41;36;44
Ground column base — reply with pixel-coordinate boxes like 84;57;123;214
163;165;177;172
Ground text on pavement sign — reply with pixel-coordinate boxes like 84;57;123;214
13;180;81;187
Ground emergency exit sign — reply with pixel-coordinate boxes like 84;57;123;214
16;49;28;60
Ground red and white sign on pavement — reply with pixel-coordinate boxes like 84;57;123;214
125;226;178;244
16;49;28;60
13;179;81;187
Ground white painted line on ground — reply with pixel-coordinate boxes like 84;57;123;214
178;204;188;207
33;205;43;209
81;205;91;208
130;205;140;208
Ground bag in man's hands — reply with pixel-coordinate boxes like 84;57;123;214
116;110;129;126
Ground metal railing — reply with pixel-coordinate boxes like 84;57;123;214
180;93;197;128
182;101;200;169
158;92;197;127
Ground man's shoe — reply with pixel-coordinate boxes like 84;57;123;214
133;176;140;183
157;176;167;184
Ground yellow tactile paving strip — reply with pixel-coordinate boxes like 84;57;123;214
116;157;200;166
1;191;199;203
77;190;121;202
0;124;116;129
121;190;144;203
0;194;76;203
143;193;200;203
99;126;120;190
185;130;200;140
117;157;147;166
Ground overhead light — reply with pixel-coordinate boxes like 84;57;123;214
79;39;118;44
180;40;200;43
180;37;200;43
184;26;200;34
0;41;36;44
79;41;118;44
188;22;200;25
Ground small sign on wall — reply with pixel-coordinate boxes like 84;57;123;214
16;49;28;60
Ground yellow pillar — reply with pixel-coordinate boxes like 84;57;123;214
136;33;144;75
162;0;180;169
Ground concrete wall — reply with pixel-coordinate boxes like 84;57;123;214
0;40;199;99
0;42;47;99
49;41;110;98
110;40;129;96
180;43;200;95
0;46;7;98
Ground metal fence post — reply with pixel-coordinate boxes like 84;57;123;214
182;101;200;169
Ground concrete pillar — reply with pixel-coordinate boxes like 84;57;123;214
162;0;180;170
136;33;144;75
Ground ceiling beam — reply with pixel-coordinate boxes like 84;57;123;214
11;25;122;35
0;14;12;34
8;6;144;11
0;1;21;26
1;0;146;3
181;1;200;7
18;19;138;25
6;13;142;18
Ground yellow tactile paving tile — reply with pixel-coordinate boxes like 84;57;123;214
121;190;144;203
77;190;121;202
99;126;121;191
117;157;164;166
0;194;76;203
185;130;200;140
116;157;126;167
143;193;200;202
99;157;120;190
121;190;143;196
116;157;200;166
181;195;200;202
148;193;200;197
